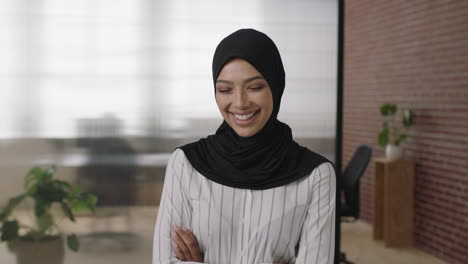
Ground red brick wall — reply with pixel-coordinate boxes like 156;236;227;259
343;1;468;263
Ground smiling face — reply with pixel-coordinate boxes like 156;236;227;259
215;58;274;137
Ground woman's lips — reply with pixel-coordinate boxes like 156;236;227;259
230;111;259;126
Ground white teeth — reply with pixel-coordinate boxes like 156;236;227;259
234;112;256;120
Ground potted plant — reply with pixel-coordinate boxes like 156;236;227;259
0;166;97;264
378;103;413;160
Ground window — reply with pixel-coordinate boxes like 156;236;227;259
0;0;337;160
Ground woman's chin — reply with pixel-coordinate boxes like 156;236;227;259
232;127;258;137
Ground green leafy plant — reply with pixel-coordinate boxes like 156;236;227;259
0;166;97;252
378;103;413;147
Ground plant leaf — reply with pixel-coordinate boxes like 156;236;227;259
25;166;55;188
67;234;80;252
87;193;98;210
60;202;75;222
0;194;26;222
24;167;41;195
402;109;412;126
36;212;53;235
34;199;48;218
82;192;98;210
54;180;72;195
1;220;19;241
35;181;67;203
378;128;389;147
70;189;98;212
380;104;397;116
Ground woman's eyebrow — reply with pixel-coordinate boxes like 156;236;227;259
243;76;264;84
216;76;264;85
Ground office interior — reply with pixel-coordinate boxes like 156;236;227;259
0;1;466;264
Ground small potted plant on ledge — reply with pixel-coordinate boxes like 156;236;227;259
0;166;97;264
378;103;413;160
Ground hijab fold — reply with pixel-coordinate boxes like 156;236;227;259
178;29;331;190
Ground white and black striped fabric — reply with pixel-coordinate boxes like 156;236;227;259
153;148;336;264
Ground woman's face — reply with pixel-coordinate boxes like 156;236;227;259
215;58;273;137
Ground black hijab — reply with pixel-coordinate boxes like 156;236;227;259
178;28;331;190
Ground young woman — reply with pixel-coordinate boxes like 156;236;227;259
153;28;336;264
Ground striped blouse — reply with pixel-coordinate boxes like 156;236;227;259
153;148;336;264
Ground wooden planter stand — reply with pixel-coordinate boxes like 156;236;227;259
373;158;415;247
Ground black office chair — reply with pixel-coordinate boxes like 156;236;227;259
339;144;372;263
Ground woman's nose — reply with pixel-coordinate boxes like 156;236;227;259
233;89;249;108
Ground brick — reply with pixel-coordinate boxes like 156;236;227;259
344;1;468;263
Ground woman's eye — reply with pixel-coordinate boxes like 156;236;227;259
218;88;231;93
249;86;264;91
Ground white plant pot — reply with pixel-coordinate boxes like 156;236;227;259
385;144;402;160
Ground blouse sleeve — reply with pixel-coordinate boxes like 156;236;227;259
152;149;203;264
294;162;336;264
